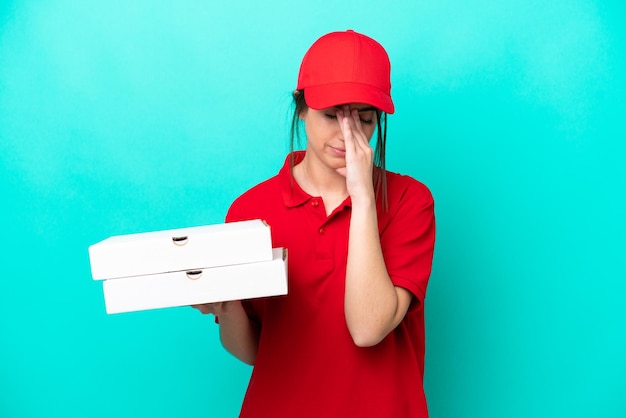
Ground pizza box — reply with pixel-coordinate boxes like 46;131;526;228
89;219;272;280
99;248;288;314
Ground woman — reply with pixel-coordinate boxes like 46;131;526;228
194;29;435;417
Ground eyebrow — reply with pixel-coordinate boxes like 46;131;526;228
333;106;377;113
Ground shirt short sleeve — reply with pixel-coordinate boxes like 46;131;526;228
379;176;435;312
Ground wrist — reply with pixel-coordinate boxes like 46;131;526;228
350;193;376;210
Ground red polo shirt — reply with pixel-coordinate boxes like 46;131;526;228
225;152;435;418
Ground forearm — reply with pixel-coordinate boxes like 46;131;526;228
218;302;260;365
344;197;410;347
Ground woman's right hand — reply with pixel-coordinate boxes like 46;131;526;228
191;300;242;317
191;300;259;364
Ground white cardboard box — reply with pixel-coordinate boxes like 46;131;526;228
88;219;272;280
98;248;288;314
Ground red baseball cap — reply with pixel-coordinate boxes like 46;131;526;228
296;30;394;114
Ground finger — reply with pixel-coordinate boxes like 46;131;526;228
212;302;224;315
339;107;366;152
337;109;356;152
349;109;370;150
337;110;353;152
354;109;367;131
191;304;213;315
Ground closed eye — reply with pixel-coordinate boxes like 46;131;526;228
326;111;374;124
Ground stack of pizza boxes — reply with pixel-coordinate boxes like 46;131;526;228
89;219;287;314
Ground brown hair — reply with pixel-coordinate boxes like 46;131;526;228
289;90;388;210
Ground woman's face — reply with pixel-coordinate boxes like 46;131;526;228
300;103;377;172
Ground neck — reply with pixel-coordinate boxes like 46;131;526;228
293;154;348;200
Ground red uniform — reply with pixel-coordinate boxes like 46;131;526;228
226;151;436;418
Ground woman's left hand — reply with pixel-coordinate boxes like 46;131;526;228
336;105;376;203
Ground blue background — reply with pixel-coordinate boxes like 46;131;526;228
1;1;625;417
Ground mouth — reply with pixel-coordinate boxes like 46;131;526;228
329;146;346;157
